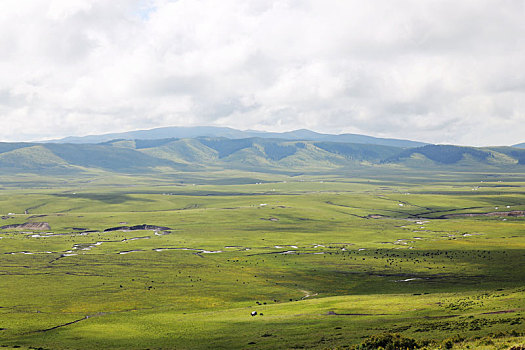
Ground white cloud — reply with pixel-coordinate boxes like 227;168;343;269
0;0;524;145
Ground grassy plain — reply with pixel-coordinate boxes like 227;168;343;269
0;169;524;349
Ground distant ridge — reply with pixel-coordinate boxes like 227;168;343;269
49;126;428;148
3;137;525;174
512;142;525;149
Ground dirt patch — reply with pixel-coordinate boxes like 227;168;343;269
0;222;50;230
300;289;318;299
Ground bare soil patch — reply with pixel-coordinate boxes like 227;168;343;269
0;222;50;230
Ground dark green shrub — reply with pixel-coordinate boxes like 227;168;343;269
442;333;465;347
354;333;422;350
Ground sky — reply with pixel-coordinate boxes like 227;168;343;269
1;0;524;145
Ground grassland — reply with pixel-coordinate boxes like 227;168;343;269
0;169;524;349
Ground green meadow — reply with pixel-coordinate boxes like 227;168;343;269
0;170;524;349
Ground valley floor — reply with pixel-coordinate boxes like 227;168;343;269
0;170;524;349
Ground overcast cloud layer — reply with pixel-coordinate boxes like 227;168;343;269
1;0;524;145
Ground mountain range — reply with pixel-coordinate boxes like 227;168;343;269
50;126;428;148
0;126;524;175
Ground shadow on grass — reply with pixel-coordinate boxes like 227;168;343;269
51;193;155;204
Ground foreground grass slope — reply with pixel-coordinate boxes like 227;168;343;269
0;171;524;349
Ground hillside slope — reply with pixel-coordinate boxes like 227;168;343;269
2;139;525;175
384;144;525;168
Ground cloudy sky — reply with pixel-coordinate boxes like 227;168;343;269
1;0;524;145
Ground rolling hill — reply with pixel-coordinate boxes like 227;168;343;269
383;144;525;168
2;138;525;175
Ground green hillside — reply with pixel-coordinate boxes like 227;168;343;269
139;138;218;165
489;146;525;165
0;142;36;154
0;145;69;170
314;141;401;161
386;145;488;164
383;144;525;169
42;143;179;172
1;139;525;175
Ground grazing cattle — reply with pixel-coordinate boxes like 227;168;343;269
251;311;257;316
